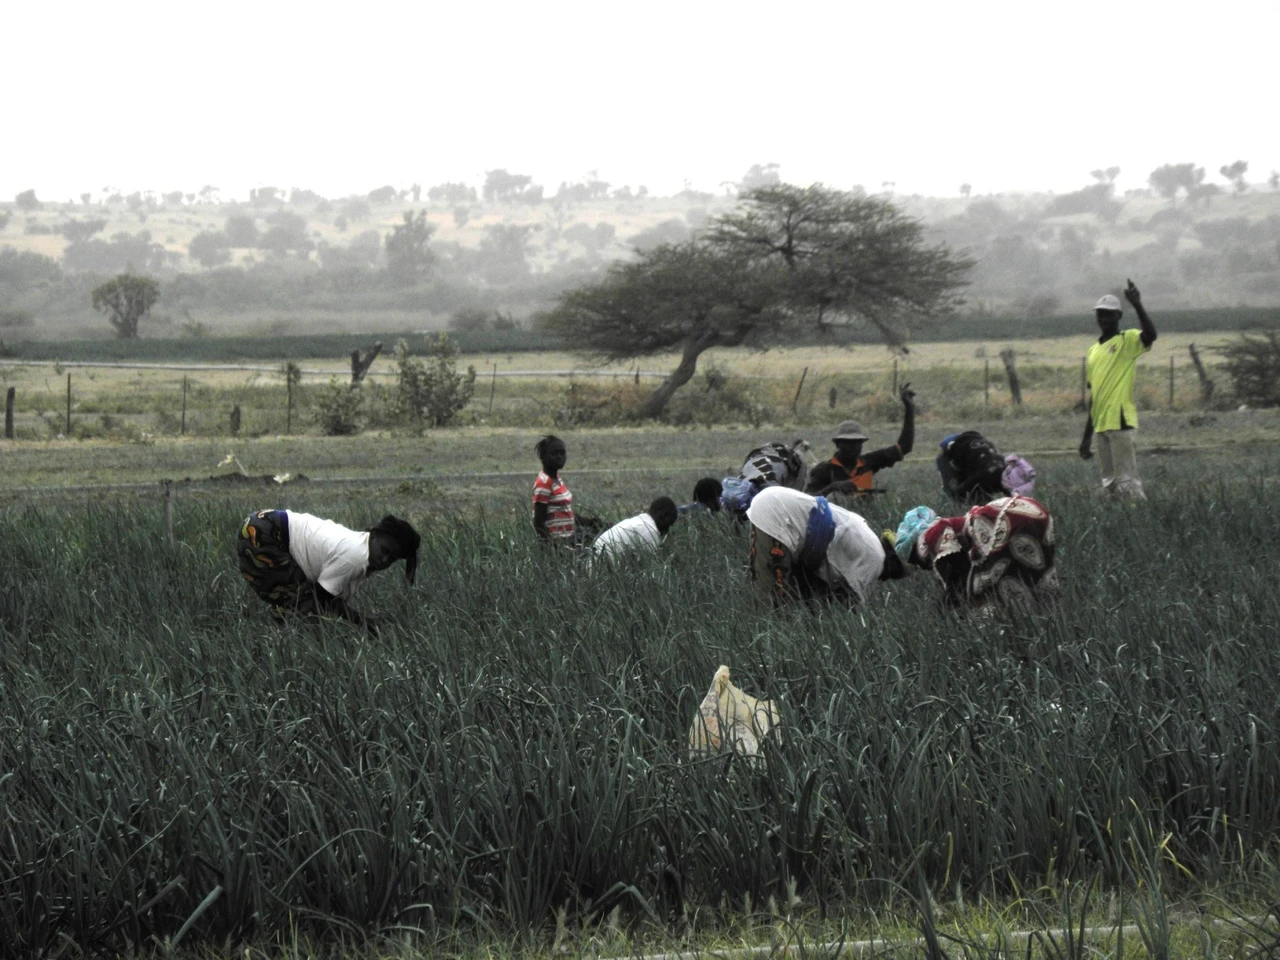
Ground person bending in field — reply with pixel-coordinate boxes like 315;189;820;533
1080;280;1157;499
591;496;679;565
679;477;723;516
746;486;907;606
238;510;420;632
894;495;1058;614
936;430;1036;504
719;441;810;519
532;434;603;543
805;383;916;498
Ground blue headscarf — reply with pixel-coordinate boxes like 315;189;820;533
798;496;836;569
895;506;938;563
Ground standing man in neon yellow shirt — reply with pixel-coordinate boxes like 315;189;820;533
1079;279;1158;498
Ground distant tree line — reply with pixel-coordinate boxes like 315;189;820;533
3;158;1280;341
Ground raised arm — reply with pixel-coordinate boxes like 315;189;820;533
896;383;916;456
1126;279;1157;347
858;383;918;475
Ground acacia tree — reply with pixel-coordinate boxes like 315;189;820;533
707;184;974;348
543;242;786;419
543;184;971;418
91;273;160;339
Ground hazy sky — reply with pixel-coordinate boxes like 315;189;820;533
9;0;1279;203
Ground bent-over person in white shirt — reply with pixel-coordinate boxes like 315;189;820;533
745;486;907;605
591;497;679;565
237;510;420;632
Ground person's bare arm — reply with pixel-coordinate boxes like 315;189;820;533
312;584;372;631
1127;279;1157;347
533;501;550;539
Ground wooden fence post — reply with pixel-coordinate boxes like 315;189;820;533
350;342;383;386
65;372;71;436
791;366;808;414
1168;355;1175;408
892;358;898;396
984;359;990;411
488;363;497;416
181;375;188;435
998;348;1023;407
1080;357;1087;409
1188;343;1215;404
285;373;292;435
4;386;13;440
162;479;174;543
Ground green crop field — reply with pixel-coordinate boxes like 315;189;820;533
3;432;1280;958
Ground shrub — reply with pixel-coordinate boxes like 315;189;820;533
665;362;768;426
312;377;363;435
1220;329;1280;407
391;334;477;428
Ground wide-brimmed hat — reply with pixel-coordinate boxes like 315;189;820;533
833;419;869;441
1094;294;1123;313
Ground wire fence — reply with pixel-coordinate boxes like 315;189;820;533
0;348;1225;441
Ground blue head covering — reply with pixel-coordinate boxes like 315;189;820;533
895;506;938;563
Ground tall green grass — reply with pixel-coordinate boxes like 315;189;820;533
1;454;1279;956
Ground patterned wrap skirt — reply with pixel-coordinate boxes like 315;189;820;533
237;510;312;610
919;495;1058;611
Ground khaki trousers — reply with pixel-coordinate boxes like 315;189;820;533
1096;429;1145;499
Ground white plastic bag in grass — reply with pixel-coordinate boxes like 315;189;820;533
688;665;780;763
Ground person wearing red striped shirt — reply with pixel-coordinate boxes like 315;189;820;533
532;435;577;541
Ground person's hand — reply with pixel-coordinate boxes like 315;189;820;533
899;382;916;407
1078;441;1093;461
1124;279;1142;308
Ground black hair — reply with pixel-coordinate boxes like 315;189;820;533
692;477;723;510
647;496;679;532
535;435;564;459
369;515;421;585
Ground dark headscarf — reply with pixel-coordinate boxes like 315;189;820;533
370;515;421;585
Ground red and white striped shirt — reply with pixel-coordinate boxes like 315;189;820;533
532;472;575;539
